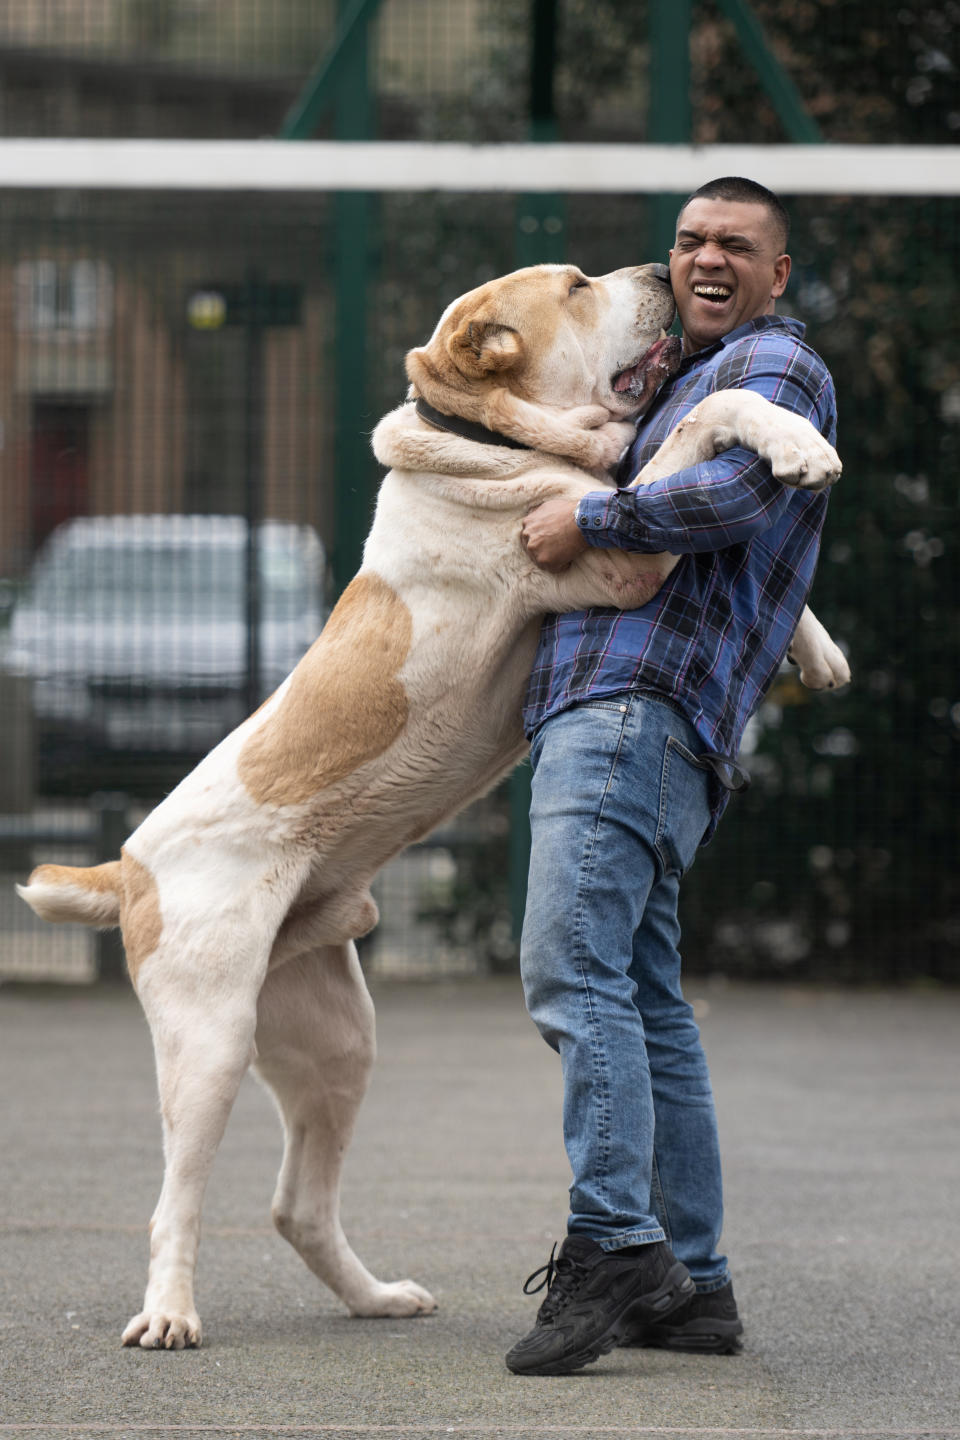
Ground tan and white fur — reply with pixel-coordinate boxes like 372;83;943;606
17;263;848;1350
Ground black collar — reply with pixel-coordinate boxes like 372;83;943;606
415;396;532;451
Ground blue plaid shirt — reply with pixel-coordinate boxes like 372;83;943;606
523;315;837;831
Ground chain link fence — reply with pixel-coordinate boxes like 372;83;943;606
0;1;957;983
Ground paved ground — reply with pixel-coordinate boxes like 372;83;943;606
0;975;958;1440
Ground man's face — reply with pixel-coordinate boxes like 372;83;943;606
669;197;791;356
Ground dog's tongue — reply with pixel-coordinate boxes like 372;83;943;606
613;362;644;394
614;335;683;400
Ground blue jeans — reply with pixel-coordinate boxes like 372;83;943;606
520;692;729;1291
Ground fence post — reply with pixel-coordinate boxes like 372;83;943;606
93;792;129;983
649;0;692;262
0;674;35;813
509;0;563;947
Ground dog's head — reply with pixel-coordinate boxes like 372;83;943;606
405;263;681;425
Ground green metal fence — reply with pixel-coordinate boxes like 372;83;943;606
0;1;957;983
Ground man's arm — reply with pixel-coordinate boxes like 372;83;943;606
575;447;796;554
519;449;792;570
522;337;835;567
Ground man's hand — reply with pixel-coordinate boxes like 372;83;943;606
521;499;589;572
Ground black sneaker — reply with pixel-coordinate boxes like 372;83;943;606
504;1235;695;1376
619;1278;744;1353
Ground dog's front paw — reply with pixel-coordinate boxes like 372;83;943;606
768;433;842;491
350;1279;438;1318
122;1308;202;1350
588;420;637;470
566;404;616;431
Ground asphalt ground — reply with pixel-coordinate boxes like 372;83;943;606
0;975;958;1440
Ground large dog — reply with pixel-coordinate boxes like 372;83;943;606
17;263;847;1349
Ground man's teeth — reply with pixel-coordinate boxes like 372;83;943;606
693;284;732;298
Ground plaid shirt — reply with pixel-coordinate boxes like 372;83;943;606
523;314;837;831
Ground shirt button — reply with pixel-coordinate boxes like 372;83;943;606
592;516;602;526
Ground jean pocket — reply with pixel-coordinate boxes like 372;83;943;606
529;700;630;794
654;735;712;877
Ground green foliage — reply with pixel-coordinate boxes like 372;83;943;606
697;191;960;982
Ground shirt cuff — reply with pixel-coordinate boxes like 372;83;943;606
575;490;627;548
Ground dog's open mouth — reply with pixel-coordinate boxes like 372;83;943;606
612;333;683;407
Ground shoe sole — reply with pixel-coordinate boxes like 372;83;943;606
506;1263;695;1377
622;1318;744;1354
650;1319;748;1353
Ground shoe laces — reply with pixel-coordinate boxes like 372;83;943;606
522;1243;590;1322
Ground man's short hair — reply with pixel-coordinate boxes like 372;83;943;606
677;177;791;253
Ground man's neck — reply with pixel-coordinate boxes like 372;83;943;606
681;309;783;358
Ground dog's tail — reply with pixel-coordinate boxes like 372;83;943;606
16;861;122;928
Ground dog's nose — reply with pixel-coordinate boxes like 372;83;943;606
648;263;671;284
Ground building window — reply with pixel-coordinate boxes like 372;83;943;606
15;259;113;333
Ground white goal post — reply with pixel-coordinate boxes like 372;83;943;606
0;140;958;195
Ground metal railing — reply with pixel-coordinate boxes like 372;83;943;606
0;793;129;980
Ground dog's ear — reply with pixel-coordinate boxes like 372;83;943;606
446;319;523;379
404;346;435;396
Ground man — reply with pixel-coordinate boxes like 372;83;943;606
505;177;837;1377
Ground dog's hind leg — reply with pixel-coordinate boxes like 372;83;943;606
787;604;851;690
121;931;270;1350
253;944;437;1318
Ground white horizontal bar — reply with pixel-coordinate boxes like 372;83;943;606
0;140;958;196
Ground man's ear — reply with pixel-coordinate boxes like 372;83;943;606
772;253;791;300
447;319;524;379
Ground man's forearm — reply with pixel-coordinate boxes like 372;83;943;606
574;448;792;555
588;347;834;556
